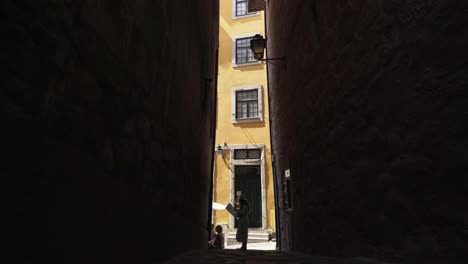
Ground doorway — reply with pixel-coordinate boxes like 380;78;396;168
235;165;262;228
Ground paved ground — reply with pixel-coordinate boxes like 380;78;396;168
225;241;277;250
162;249;395;264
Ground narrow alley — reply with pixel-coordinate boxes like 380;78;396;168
3;0;467;263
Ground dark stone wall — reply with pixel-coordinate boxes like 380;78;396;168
2;0;218;262
266;0;468;263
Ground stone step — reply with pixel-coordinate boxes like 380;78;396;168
227;233;269;239
228;228;272;234
226;238;269;245
226;230;271;245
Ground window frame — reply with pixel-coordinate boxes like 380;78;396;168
232;0;260;19
232;33;262;68
231;85;263;123
235;89;259;119
234;148;262;160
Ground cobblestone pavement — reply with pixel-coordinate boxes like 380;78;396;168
162;249;394;264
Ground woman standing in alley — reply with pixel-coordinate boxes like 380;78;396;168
236;196;250;250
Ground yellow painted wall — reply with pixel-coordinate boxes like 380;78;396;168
213;0;275;234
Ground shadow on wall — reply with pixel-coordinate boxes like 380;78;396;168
267;0;468;263
3;0;219;262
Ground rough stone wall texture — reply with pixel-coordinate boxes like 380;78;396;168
2;0;218;262
267;0;468;263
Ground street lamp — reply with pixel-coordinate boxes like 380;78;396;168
215;143;230;158
250;34;284;61
250;34;267;60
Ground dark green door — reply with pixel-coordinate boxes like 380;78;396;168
235;166;262;228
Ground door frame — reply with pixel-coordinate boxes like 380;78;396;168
234;165;262;228
229;144;266;230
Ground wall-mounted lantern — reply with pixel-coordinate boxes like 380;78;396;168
215;142;230;158
215;144;224;158
250;34;285;62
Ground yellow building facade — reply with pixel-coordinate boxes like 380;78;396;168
213;0;275;238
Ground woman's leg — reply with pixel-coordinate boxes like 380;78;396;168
241;242;247;249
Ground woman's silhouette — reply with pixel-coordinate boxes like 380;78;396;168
235;196;249;250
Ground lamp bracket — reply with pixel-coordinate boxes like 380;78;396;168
258;56;285;61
